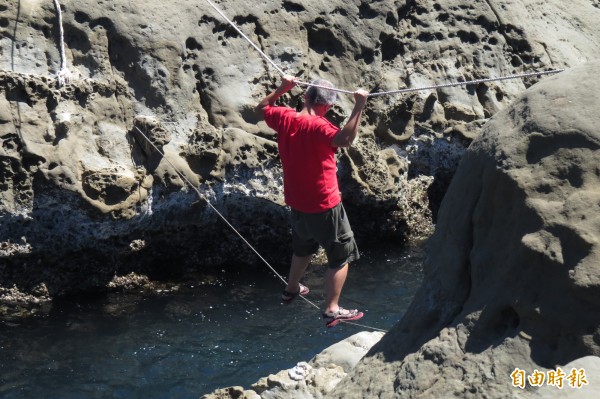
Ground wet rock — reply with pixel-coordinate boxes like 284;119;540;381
106;272;152;291
0;283;52;320
250;364;346;399
310;331;384;373
0;240;32;257
201;331;382;399
200;386;260;399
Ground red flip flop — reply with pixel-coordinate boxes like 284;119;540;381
322;307;363;328
281;283;310;304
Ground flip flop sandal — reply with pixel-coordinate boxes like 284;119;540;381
281;283;310;304
322;307;364;328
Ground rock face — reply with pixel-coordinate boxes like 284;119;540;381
328;61;600;398
201;331;384;399
1;0;600;301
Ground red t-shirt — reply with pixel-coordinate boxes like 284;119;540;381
263;105;341;213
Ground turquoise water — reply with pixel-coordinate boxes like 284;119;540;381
0;244;423;399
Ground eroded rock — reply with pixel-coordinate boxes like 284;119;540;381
201;331;382;399
328;60;600;399
1;0;600;303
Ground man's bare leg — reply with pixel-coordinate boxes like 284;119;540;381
285;254;311;293
324;263;349;314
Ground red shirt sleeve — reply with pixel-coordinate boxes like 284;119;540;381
312;117;340;147
263;105;285;132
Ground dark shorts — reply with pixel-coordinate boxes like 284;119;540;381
290;202;360;269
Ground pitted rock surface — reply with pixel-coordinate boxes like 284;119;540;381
1;1;600;302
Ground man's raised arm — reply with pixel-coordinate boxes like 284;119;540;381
332;89;369;148
257;75;297;111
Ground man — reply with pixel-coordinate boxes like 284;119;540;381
257;75;369;327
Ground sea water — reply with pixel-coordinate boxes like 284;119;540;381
0;244;424;399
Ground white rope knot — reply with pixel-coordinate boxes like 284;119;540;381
53;0;71;87
288;362;312;381
56;67;72;87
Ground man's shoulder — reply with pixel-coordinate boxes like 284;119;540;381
307;115;339;135
264;104;294;116
314;115;337;128
263;105;296;130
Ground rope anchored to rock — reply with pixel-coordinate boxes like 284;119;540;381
52;0;72;86
202;0;563;96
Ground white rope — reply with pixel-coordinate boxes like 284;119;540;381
52;0;72;86
203;0;285;75
133;127;290;288
201;0;563;97
133;125;387;332
368;69;564;97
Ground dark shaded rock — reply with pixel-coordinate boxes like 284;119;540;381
329;60;600;399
